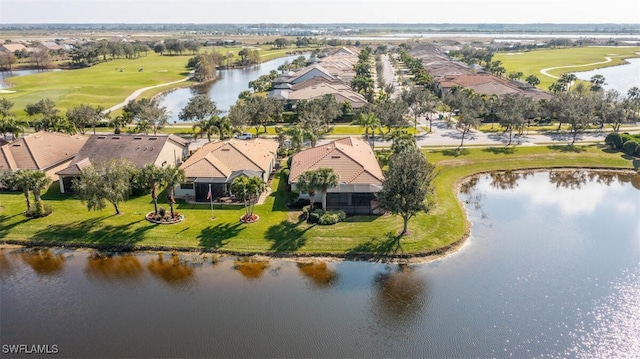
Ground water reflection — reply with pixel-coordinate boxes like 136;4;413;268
20;249;65;275
85;252;144;283
489;170;521;190
0;249;13;277
566;267;640;358
147;252;194;285
372;264;428;324
549;170;588;189
297;261;338;288
233;256;269;280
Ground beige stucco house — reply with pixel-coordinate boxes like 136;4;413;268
289;137;383;215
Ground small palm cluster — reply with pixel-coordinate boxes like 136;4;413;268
1;169;52;218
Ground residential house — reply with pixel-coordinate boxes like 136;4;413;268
56;134;189;193
435;74;553;101
0;43;28;54
289;137;383;215
286;80;368;109
176;138;279;202
0;131;88;181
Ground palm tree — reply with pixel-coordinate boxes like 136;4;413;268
140;164;166;215
285;125;309;152
192;117;216;142
210;115;232;140
162;165;185;218
2;169;33;211
314;168;339;212
352;112;380;143
30;170;51;216
230;176;266;221
295;170;319;211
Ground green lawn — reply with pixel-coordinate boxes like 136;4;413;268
494;46;640;90
2;45;315;119
1;144;635;257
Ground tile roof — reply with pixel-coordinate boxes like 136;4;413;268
289;137;383;186
56;134;187;175
0;131;87;172
180;138;278;179
287;82;367;108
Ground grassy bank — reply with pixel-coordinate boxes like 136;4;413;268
0;144;635;257
494;46;640;90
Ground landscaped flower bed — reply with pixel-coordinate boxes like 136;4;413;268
240;214;259;223
146;208;185;224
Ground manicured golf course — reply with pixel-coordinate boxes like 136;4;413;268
2;46;309;118
494;46;640;89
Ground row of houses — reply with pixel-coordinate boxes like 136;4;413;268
1;132;383;215
268;47;368;109
0;41;72;55
409;44;552;101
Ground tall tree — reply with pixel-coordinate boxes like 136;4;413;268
377;149;434;236
162;165;185;219
374;97;410;135
590;74;606;92
352;112;380;143
66;104;107;135
122;97;169;135
525;74;540;87
495;93;535;145
178;95;220;123
73;158;137;215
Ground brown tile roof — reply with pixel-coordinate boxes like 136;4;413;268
180;138;278;179
289;137;383;186
0;131;87;172
56;134;187;175
288;82;368;108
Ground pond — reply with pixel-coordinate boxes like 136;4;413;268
0;69;62;89
159;54;304;122
574;57;640;95
2;170;639;357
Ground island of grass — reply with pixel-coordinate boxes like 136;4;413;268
0;144;636;260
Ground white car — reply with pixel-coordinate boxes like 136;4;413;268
234;132;253;140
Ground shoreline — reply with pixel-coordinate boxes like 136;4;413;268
3;167;634;264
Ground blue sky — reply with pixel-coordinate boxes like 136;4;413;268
1;0;639;24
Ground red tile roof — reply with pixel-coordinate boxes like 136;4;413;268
289;137;383;186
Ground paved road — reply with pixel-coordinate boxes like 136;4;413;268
102;73;192;114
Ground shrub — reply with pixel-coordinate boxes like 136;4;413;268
605;132;624;150
307;208;324;224
25;204;53;218
623;140;639;156
318;210;347;225
158;207;166;217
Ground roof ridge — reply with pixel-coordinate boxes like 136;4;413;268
20;135;40;169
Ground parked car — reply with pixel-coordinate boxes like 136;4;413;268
234;132;253;140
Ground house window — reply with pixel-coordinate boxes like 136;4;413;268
181;182;194;189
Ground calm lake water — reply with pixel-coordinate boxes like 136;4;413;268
160;54;303;122
0;69;61;89
574;57;640;95
2;170;639;358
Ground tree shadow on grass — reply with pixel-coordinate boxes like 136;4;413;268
0;213;30;239
29;217;153;247
265;220;311;252
197;222;244;249
546;144;587;153
483;146;516;155
346;232;403;261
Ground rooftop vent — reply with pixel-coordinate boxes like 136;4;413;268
111;136;121;140
149;137;158;141
134;137;143;140
97;136;106;139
